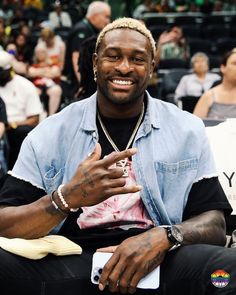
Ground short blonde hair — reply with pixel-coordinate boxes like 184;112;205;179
95;17;156;58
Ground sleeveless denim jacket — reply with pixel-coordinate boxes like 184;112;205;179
11;92;217;229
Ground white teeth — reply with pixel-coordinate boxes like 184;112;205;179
112;80;132;85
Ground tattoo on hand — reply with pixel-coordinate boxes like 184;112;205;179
82;168;95;187
147;252;161;273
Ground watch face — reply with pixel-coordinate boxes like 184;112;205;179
172;226;183;244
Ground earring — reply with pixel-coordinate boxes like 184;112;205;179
94;70;97;82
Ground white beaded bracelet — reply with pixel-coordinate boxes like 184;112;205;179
57;184;79;213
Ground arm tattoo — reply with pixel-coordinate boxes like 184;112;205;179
180;210;226;245
45;203;60;216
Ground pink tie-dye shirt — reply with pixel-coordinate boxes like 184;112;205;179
77;159;154;230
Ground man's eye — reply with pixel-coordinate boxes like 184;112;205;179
132;57;144;63
108;55;119;60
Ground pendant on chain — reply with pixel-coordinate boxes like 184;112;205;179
116;159;129;177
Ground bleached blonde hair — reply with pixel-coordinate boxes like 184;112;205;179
95;17;156;58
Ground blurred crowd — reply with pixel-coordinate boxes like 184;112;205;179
0;0;235;176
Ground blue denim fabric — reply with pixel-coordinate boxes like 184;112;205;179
11;92;217;229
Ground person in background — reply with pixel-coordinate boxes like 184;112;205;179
194;48;236;120
132;0;157;20
0;18;234;295
64;1;111;91
175;52;221;101
0;96;8;174
75;35;98;100
0;51;42;169
15;33;33;66
0;19;9;50
28;45;62;116
37;27;65;71
49;1;72;29
158;25;190;60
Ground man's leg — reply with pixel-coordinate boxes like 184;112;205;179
160;244;236;294
0;249;158;295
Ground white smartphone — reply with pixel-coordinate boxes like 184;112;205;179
91;252;160;289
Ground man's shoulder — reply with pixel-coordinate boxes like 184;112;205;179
149;96;204;131
31;95;96;136
13;74;36;88
71;19;91;36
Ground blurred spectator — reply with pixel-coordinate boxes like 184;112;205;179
194;49;236;120
0;51;42;168
76;35;97;100
49;1;72;29
0;96;8;173
37;27;65;70
132;0;157;19
0;1;14;23
0;19;10;50
222;0;236;11
212;0;224;11
158;25;190;60
6;43;28;75
19;24;32;40
199;0;214;14
175;0;189;12
64;1;111;90
5;32;33;76
175;52;221;100
28;46;62;116
15;33;33;65
155;0;174;12
10;5;27;28
23;0;43;10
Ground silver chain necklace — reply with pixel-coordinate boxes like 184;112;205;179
97;103;144;177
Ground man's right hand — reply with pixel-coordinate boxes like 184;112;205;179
56;143;142;209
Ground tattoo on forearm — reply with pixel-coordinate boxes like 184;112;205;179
45;203;59;216
181;211;226;245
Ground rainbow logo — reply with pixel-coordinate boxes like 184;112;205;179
211;269;230;288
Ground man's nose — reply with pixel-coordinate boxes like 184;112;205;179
115;58;133;74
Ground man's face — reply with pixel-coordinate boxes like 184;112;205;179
93;9;111;31
93;29;155;106
193;56;209;74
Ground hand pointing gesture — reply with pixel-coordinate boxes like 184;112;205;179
55;143;142;209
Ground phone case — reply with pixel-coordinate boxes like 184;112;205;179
91;252;160;289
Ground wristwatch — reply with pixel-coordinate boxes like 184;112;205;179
164;225;183;251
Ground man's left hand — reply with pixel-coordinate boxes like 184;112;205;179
97;227;171;294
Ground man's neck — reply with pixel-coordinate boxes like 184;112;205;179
97;96;144;119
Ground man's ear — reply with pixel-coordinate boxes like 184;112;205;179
92;53;98;71
149;59;156;78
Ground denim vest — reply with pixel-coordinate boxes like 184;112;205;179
11;92;217;228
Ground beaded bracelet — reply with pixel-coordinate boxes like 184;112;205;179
50;192;68;216
57;184;80;213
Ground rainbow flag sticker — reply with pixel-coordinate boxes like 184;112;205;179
211;269;230;288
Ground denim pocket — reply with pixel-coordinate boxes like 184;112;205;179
155;158;198;200
43;166;65;193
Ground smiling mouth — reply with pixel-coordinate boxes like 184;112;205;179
110;79;134;87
